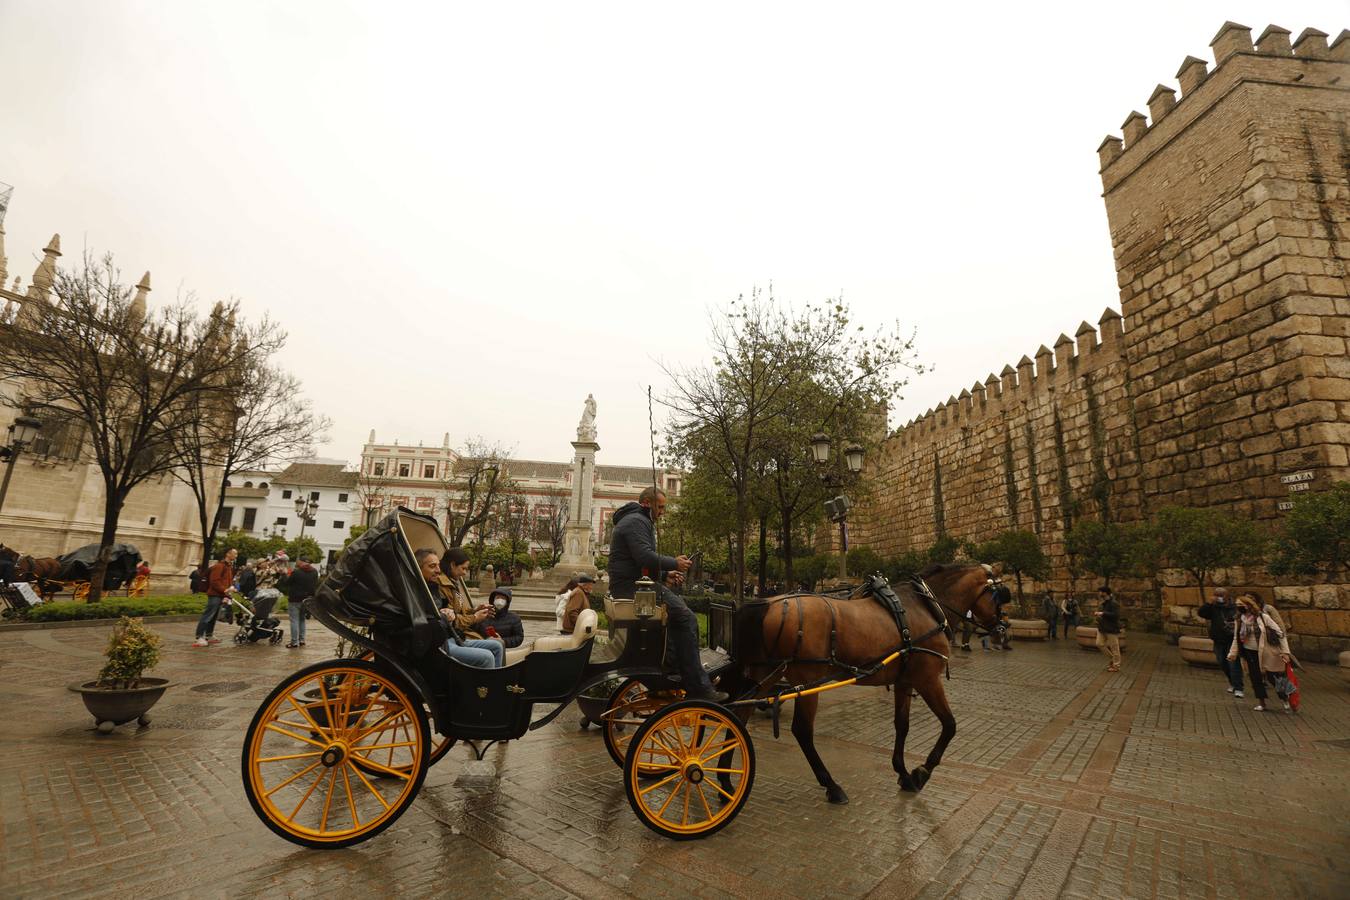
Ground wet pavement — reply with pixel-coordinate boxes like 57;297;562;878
2;620;1348;899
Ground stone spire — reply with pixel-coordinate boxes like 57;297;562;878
130;271;151;320
25;234;61;302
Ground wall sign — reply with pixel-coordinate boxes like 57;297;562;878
1288;482;1311;493
1279;471;1314;484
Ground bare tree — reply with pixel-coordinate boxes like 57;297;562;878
171;358;331;572
441;438;514;547
0;254;282;600
494;488;533;578
533;488;569;567
355;470;392;527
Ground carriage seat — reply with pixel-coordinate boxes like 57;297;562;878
501;608;596;666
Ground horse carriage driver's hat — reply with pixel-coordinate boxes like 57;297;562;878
577;574;595;584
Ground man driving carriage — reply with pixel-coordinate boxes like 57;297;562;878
608;487;727;703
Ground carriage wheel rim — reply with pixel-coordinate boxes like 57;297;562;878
628;706;750;835
605;681;684;774
246;666;424;842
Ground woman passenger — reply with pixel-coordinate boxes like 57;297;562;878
416;549;503;668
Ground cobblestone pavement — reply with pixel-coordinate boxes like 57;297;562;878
2;621;1347;899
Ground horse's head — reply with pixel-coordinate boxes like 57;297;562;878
0;544;18;563
922;562;1003;637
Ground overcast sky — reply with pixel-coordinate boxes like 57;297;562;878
1;2;1343;467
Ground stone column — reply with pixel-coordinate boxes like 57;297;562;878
556;438;599;573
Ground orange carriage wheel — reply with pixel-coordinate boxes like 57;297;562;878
72;582;90;602
624;699;754;840
602;677;684;776
353;649;454;774
241;658;429;848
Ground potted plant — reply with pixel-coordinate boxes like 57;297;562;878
69;616;175;733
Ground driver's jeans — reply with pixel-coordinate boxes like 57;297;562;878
660;584;715;694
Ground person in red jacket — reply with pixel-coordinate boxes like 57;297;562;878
195;548;237;648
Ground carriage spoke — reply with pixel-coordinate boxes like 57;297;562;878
345;754;413;781
350;759;392;811
351;739;418;753
286;694;327;735
648;732;683;761
701;766;745;775
264;722;328;749
638;770;685;796
265;759;323;798
694;780;714;821
319;767;339;832
288;765;328;818
707;777;736;803
680;781;692;825
257;750;323;764
697;739;742;764
341;765;361;829
351;707;412;743
655;778;683;819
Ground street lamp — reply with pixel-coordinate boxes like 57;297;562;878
810;434;865;581
0;415;42;516
294;496;319;539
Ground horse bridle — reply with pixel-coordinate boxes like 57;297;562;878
934;564;1007;639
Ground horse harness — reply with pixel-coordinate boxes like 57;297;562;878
752;574;949;724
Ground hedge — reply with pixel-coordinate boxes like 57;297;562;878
19;594;290;623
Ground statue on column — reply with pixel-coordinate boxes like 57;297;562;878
577;393;598;442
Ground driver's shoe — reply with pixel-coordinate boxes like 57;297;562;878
687;687;730;703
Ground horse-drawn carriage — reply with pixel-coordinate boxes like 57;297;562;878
241;508;1001;848
1;542;143;602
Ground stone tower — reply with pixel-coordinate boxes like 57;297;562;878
1097;23;1350;518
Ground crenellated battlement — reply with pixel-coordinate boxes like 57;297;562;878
1097;23;1350;181
888;308;1127;446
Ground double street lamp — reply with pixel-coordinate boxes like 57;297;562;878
294;496;319;539
810;433;865;580
0;415;42;516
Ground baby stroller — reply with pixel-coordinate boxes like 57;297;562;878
228;592;285;644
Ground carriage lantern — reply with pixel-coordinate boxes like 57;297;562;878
633;576;657;618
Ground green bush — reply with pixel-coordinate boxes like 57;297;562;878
21;593;288;622
97;616;163;688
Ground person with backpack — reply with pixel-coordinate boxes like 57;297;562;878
284;556;319;648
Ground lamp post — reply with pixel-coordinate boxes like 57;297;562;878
0;415;42;516
810;433;865;580
294;496;319;539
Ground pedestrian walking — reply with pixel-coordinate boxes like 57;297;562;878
1094;586;1122;671
1040;590;1059;639
991;580;1013;650
284;556;318;648
195;548;236;647
1061;594;1079;638
1227;593;1292;712
1196;587;1242;694
959;610;973;651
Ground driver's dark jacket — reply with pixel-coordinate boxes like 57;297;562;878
1196;600;1237;645
608;502;677;599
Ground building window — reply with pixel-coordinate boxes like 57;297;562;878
423;465;435;478
259;482;268;489
310;491;320;501
243;481;254;488
398;464;410;477
373;462;385;476
242;508;257;531
148;516;157;526
275;516;288;526
333;520;345;529
217;506;234;530
27;406;85;461
282;489;293;499
338;493;348;503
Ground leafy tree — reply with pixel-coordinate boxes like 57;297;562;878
0;253;281;601
440;439;515;547
492;489;533;578
662;289;920;599
969;530;1048;614
928;534;964;565
1154;506;1267;598
793;553;829;591
1064;520;1130;588
212;529;319;566
846;546;884;577
343;525;368;550
1269;482;1350;579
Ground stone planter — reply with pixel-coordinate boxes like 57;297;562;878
1178;635;1220;667
69;678;175;733
1075;626;1126;652
1007;618;1049;640
1340;651;1350;684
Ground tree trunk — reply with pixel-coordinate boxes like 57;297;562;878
756;515;768;598
781;521;794;587
87;492;124;604
1014;570;1026;617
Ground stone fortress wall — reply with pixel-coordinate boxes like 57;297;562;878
854;23;1350;661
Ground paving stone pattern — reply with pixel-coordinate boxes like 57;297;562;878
2;622;1348;899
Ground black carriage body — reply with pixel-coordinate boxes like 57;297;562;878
311;508;672;743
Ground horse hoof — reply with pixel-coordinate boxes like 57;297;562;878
826;787;849;804
899;774;917;792
911;766;931;791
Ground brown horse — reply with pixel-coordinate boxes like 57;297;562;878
15;553;63;600
721;563;1001;804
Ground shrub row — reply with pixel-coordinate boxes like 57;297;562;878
18;594;289;623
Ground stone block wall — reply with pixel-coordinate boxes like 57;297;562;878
855;23;1350;662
